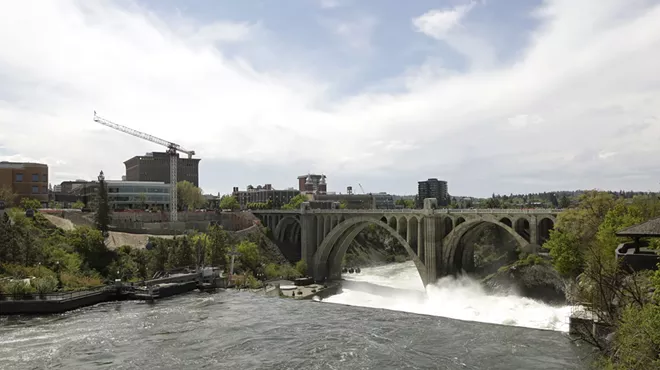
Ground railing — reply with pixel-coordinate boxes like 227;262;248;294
0;285;110;302
252;208;563;215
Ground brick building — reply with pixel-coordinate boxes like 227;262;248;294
0;161;49;206
232;184;300;209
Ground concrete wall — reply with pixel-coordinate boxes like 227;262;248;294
108;212;257;235
0;290;113;315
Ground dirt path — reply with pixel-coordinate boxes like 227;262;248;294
43;214;174;249
43;214;76;231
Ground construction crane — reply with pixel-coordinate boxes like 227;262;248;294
358;183;366;194
92;111;195;222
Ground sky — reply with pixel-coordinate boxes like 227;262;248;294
0;0;659;197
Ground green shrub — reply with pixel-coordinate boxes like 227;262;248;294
295;260;307;276
33;276;58;295
60;272;104;290
7;280;33;296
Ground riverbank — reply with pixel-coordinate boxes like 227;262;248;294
0;274;342;315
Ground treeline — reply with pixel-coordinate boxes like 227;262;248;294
542;191;660;368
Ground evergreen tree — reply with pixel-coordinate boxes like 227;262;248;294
94;172;111;236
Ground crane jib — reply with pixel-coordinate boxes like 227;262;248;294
92;111;196;222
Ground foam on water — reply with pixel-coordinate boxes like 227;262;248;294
323;261;572;332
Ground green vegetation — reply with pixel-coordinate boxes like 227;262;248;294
0;201;300;296
20;198;42;210
176;180;206;211
71;200;85;209
219;195;240;210
95;179;111;235
282;194;307;210
0;185;16;205
542;191;660;369
395;199;415;209
477;190;657;210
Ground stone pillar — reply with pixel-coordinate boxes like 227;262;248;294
529;215;538;245
317;215;324;246
300;205;317;268
324;216;331;238
417;220;424;259
422;199;440;285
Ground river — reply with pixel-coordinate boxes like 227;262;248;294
0;262;593;369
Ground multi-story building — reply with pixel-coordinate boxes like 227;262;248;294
81;180;171;210
232;184;300;209
0;161;49;206
297;174;327;193
124;152;200;187
417;178;449;207
314;192;395;209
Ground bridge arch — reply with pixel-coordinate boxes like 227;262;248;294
274;216;300;242
455;217;466;227
443;216;453;238
537;217;555;244
514;217;531;242
443;219;529;276
499;217;512;228
313;216;428;285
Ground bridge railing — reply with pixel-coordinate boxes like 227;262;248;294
251;208;563;215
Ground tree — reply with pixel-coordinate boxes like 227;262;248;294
282;194;307;210
559;194;571;209
177;181;205;211
137;193;147;210
20;197;42;210
219;195;239;211
0;186;16;205
207;225;231;267
71;200;85;209
236;240;260;273
94;177;111;235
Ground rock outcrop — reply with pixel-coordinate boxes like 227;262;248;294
483;259;568;305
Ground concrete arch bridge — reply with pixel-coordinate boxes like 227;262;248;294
253;200;560;286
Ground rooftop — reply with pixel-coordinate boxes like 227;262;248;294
616;217;660;238
0;161;48;168
105;180;168;185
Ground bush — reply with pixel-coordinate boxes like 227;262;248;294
7;280;33;296
33;276;58;295
295;260;307;276
0;263;56;279
245;273;261;289
60;272;104;290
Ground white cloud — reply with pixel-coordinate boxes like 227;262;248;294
1;0;660;196
325;16;378;50
412;2;475;40
319;0;342;9
507;114;544;129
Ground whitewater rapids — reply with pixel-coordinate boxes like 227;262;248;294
323;261;572;332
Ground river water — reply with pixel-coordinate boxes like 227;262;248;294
0;262;593;369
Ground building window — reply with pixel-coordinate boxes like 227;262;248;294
15;173;23;182
32;174;39;182
32;186;39;194
42;174;47;182
42;186;48;194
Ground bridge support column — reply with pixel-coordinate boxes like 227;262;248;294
423;216;443;284
529;215;538;245
417;221;424;259
301;211;318;273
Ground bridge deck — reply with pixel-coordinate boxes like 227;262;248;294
251;208;562;214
